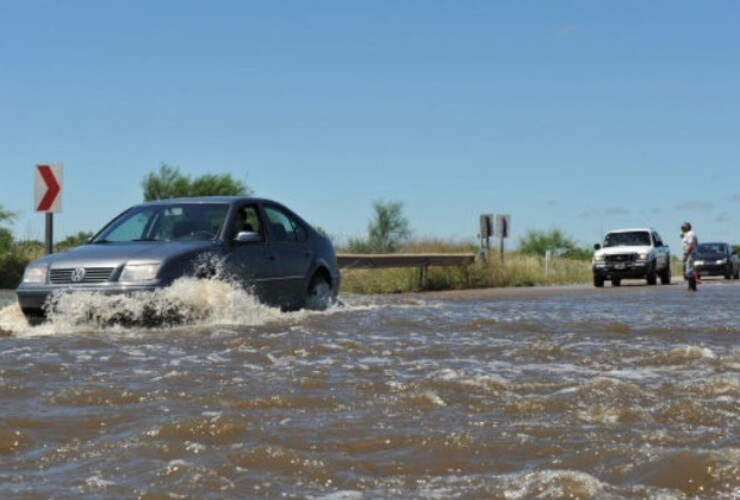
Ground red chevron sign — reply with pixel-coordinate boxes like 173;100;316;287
35;164;63;212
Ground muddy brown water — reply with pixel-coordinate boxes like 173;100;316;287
0;279;738;498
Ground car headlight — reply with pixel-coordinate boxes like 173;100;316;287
593;254;605;263
716;258;727;265
638;252;649;260
120;263;160;282
22;265;48;284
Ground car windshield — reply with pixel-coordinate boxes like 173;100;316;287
603;231;651;247
91;203;229;243
697;243;725;254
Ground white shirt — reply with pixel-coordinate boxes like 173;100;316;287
682;230;697;257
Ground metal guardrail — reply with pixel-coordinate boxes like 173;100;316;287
336;253;477;288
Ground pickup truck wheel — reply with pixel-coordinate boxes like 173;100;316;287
646;263;658;285
724;265;732;279
734;269;739;280
593;276;604;288
659;264;671;285
611;278;621;287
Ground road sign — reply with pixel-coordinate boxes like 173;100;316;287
495;214;511;238
479;214;493;238
35;164;62;213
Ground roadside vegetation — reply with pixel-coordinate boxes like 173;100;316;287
338;202;593;294
339;243;593;294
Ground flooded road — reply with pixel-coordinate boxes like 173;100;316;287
0;280;738;498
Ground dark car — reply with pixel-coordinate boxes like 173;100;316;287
694;242;739;280
16;197;340;324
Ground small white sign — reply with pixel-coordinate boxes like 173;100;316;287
495;214;511;238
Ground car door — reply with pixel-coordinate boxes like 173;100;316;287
263;204;313;306
652;231;668;268
222;204;283;305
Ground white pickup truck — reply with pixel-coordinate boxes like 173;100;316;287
592;228;672;287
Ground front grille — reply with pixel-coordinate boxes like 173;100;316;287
49;267;114;284
605;254;637;264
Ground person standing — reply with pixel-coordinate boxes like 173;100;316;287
681;222;698;291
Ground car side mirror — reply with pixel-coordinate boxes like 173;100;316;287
235;231;261;243
594;244;601;250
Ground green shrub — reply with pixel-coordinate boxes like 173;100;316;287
0;252;28;289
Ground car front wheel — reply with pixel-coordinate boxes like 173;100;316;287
305;275;335;311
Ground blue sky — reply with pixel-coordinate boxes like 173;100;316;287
1;1;739;249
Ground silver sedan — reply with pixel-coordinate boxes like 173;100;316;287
17;196;340;324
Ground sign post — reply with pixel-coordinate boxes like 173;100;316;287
34;164;63;255
478;214;493;260
495;214;511;267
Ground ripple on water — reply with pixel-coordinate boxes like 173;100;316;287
0;284;738;498
148;415;249;445
0;428;33;455
44;386;161;407
622;449;737;497
228;445;332;486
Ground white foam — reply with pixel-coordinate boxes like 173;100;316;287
0;302;30;334
670;345;717;360
418;390;447;407
84;474;116;490
315;491;364;500
501;469;607;499
4;277;294;337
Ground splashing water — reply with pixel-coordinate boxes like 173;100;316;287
0;300;26;336
0;277;288;337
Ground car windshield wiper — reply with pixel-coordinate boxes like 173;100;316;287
91;239;112;244
132;237;160;242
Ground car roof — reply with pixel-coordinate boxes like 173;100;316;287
140;196;277;206
605;228;656;234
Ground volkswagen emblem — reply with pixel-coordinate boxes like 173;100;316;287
70;267;86;283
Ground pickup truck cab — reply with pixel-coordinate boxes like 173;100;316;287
592;228;671;287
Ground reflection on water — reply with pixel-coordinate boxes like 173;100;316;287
0;280;738;498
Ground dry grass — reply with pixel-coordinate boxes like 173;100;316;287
339;243;592;295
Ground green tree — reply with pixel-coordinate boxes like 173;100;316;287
141;164;252;201
366;200;411;253
0;203;16;254
346;237;373;254
0;206;21;287
0;203;15;229
519;228;580;257
56;231;95;252
0;228;12;253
